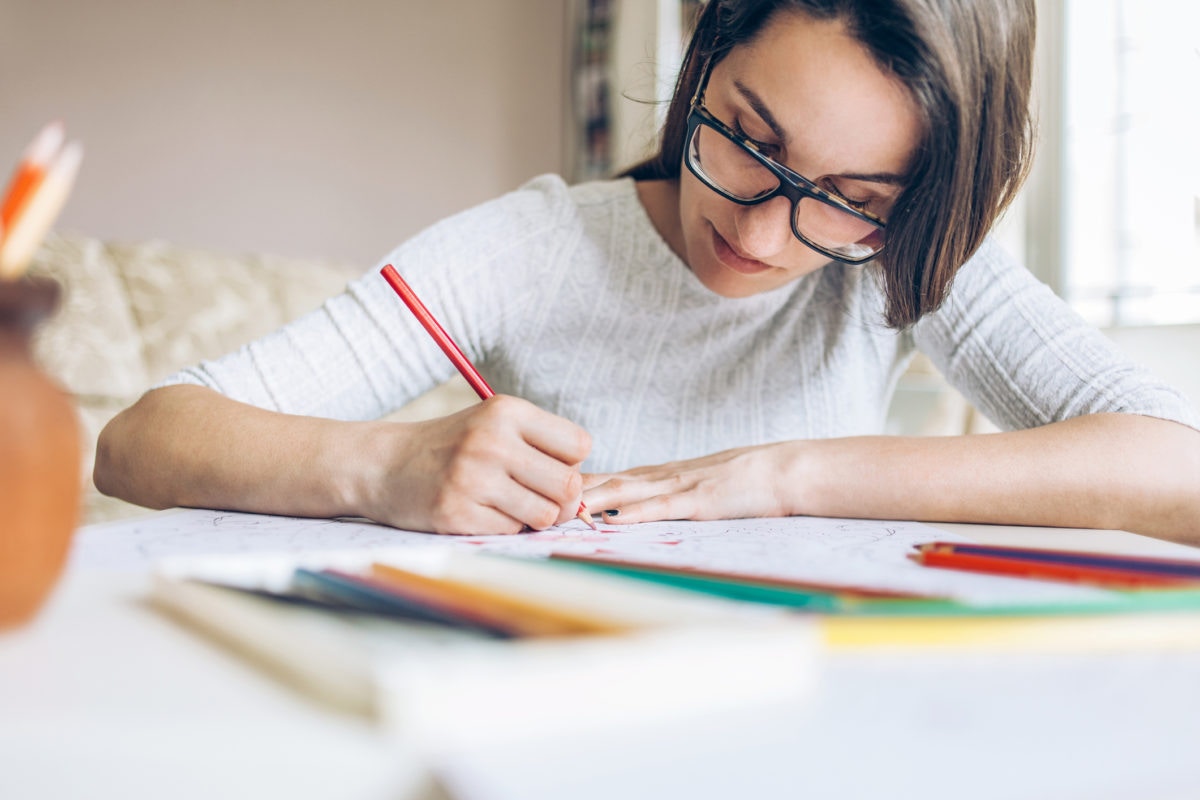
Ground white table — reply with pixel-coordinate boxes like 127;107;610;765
4;514;1200;800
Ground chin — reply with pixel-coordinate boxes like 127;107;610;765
689;258;785;298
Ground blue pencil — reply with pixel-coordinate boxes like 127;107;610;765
291;568;514;638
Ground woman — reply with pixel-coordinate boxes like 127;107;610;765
96;0;1200;541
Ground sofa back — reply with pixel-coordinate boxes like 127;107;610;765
29;233;363;524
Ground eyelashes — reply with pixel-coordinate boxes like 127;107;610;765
730;115;879;213
730;119;779;156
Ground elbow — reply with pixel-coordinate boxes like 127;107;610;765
1166;443;1200;546
92;388;169;503
92;410;129;500
1131;421;1200;546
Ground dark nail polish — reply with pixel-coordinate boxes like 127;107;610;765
604;509;619;517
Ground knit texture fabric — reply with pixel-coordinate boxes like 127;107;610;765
162;174;1200;472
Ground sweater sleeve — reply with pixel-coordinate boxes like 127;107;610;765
156;174;573;421
911;239;1200;432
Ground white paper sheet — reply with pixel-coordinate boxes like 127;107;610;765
72;508;1115;606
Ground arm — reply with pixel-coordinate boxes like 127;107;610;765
95;176;597;533
587;243;1200;543
95;384;591;535
583;412;1200;543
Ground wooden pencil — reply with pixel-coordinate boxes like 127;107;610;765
0;121;63;232
916;541;1200;579
380;263;597;530
369;562;627;637
550;551;927;599
910;547;1199;590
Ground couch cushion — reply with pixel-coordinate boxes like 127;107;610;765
111;239;364;383
29;234;149;398
26;232;365;524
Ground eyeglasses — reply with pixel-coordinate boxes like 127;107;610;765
683;59;888;265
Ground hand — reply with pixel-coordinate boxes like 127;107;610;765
358;395;591;535
583;443;796;525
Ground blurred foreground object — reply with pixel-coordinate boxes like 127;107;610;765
0;123;83;629
0;122;82;279
0;278;80;628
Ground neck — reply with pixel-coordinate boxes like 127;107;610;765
634;179;688;266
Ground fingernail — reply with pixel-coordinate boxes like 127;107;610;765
604;509;619;517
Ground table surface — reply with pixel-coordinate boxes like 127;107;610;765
4;514;1200;800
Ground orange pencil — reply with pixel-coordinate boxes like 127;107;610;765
369;562;625;637
0;122;64;234
380;263;598;530
0;139;83;278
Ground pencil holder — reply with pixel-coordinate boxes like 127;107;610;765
0;276;80;630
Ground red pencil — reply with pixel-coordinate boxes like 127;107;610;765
911;546;1198;590
380;263;598;530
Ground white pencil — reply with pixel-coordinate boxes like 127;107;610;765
0;138;82;279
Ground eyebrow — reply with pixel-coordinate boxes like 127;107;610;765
734;80;790;145
732;79;908;187
836;171;907;187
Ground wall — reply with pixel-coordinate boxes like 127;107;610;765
606;0;683;174
0;0;567;266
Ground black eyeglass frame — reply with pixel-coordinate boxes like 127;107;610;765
683;58;888;265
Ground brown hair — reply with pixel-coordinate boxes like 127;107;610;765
623;0;1037;328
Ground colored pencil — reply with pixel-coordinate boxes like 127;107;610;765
368;562;626;637
0;121;63;232
915;541;1200;579
910;546;1200;590
549;551;932;611
0;122;82;279
291;568;515;637
380;263;598;530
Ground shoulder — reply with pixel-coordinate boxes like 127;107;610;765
916;238;1051;334
429;174;639;243
507;173;638;216
564;174;638;208
944;238;1038;301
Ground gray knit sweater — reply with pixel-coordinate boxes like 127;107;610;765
163;174;1200;472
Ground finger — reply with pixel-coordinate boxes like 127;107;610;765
427;502;527;536
584;472;686;511
581;472;612;490
493;433;588;522
472;395;590;470
474;474;568;532
598;492;697;525
508;454;583;507
506;402;592;465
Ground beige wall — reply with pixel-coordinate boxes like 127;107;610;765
0;1;568;266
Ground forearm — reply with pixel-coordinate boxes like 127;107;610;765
94;385;379;519
96;385;594;534
786;413;1200;543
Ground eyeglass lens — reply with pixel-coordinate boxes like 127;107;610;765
687;119;883;260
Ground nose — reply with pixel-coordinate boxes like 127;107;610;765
731;195;793;260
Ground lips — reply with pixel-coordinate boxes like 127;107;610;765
711;227;772;275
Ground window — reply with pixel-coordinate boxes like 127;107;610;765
1050;0;1200;326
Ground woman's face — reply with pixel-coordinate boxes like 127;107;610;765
677;11;921;297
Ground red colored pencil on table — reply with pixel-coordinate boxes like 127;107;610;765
917;541;1200;578
380;263;598;530
910;543;1200;590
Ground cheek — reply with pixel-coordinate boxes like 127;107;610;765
677;171;701;223
678;173;719;242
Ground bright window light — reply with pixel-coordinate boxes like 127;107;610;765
1062;0;1200;326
